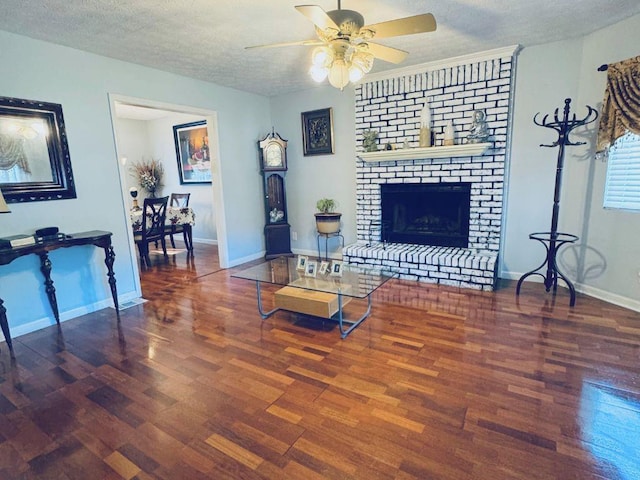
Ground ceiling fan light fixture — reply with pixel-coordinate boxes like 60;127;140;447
250;5;437;91
328;58;350;89
348;64;364;83
309;64;329;82
311;46;333;67
351;50;374;74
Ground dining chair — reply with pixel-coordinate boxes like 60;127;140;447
134;196;169;267
165;193;191;249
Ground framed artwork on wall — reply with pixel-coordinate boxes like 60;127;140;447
301;107;334;156
173;120;212;184
0;96;76;203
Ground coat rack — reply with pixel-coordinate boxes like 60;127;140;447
516;98;598;306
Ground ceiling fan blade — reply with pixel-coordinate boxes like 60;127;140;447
364;42;408;64
295;5;339;31
363;13;437;39
245;39;323;50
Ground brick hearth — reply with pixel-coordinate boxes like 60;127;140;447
344;244;497;290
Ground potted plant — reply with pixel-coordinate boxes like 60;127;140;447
315;198;342;234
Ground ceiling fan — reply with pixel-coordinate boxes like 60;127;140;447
246;1;437;89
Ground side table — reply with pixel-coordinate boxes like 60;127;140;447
317;230;344;261
516;231;578;306
0;230;120;357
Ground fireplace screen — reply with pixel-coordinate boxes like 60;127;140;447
380;183;471;247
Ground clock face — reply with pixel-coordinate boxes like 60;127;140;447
259;131;287;171
265;143;283;167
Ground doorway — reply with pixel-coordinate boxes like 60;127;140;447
108;94;229;295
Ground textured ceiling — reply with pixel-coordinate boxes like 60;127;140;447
1;0;639;97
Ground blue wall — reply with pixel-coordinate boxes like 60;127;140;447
0;30;271;336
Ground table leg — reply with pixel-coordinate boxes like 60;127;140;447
38;252;60;325
336;292;373;339
255;281;281;319
103;244;120;321
0;298;14;357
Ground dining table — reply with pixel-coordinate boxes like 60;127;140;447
129;206;196;250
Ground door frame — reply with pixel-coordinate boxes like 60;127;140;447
108;94;229;295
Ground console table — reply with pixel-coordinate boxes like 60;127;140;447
0;230;120;357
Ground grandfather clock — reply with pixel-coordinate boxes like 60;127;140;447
258;130;293;259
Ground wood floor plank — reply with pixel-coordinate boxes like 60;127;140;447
103;450;140;479
205;433;263;470
0;243;639;479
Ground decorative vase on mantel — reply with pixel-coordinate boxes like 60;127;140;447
419;101;432;147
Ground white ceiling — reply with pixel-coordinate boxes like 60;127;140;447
2;1;639;97
114;103;172;120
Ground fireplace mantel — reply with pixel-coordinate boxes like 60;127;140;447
357;143;491;163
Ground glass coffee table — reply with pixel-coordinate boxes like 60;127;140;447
232;257;397;338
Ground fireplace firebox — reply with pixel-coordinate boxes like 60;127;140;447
380;183;471;247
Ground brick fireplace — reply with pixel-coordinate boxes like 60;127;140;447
343;46;518;291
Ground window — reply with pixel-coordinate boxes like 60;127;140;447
603;131;640;211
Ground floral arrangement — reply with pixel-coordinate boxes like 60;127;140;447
130;158;164;195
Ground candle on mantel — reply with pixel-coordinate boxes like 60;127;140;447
444;120;455;146
419;101;432;147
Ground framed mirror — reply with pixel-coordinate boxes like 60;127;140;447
0;96;76;203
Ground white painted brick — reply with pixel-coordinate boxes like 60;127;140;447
352;56;512;290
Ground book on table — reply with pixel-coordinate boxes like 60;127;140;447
0;234;36;249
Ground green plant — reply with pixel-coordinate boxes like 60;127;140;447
316;198;336;214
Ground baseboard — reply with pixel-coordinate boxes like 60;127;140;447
500;270;543;282
500;270;640;313
227;250;265;267
573;283;640;313
292;248;342;260
192;237;218;245
7;291;140;340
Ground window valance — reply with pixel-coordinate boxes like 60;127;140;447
596;55;640;153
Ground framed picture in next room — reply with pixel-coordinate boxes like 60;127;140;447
173;120;212;184
301;107;334;156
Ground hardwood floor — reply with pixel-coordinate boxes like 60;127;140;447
1;242;639;479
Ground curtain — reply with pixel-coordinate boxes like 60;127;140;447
0;133;31;173
596;56;640;153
